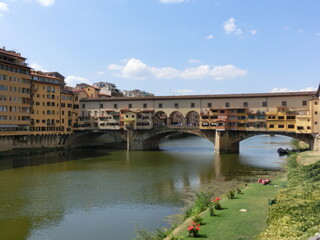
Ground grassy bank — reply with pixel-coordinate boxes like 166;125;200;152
258;152;320;240
168;177;285;240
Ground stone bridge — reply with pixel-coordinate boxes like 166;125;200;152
68;126;318;153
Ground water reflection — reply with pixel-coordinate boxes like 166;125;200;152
0;135;292;240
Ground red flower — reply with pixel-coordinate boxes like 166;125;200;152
196;227;200;231
188;226;194;231
216;197;221;201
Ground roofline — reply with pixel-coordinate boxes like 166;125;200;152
80;91;317;102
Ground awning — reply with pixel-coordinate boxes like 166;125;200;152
0;125;18;128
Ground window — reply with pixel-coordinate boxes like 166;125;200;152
114;104;117;109
278;125;285;128
302;100;307;106
128;104;132;108
288;124;295;129
278;116;285;120
262;101;267;107
282;101;287;107
100;104;104;108
191;102;195;108
207;103;212;108
315;102;318;105
243;102;248;107
143;103;147;108
315;111;318;115
225;102;230;107
82;104;86;109
174;103;179;108
269;124;274;128
158;103;162;108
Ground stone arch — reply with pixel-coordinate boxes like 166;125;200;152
155;111;168;126
185;111;200;126
169;111;184;126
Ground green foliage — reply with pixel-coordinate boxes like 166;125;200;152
227;190;235;199
183;192;211;220
192;215;204;225
236;188;242;194
170;236;187;240
258;154;320;240
291;139;300;150
209;205;215;216
134;228;170;240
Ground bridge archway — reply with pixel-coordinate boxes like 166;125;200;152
155;111;168;126
169;111;184;126
185;111;200;126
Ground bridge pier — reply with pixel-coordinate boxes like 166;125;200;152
214;130;240;154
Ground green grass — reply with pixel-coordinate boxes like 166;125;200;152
171;179;284;240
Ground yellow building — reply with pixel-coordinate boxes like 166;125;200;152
30;71;64;134
0;48;32;135
61;90;79;132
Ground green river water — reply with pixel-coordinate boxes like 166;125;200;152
0;135;291;240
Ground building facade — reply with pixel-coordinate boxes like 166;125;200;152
0;48;32;135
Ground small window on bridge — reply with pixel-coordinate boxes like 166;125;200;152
158;103;162;108
278;125;285;128
297;126;304;130
191;103;195;108
302;100;307;106
128;104;132;108
174;103;179;108
143;104;147;108
225;102;230;107
282;101;287;107
114;104;117;109
288;124;295;129
208;103;212;108
269;124;274;128
262;101;267;107
243;102;248;107
82;104;85;109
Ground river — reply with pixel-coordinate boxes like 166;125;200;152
0;135;291;240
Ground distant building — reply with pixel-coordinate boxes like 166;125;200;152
123;89;154;97
93;81;123;97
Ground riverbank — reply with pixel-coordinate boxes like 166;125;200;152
258;151;320;240
166;151;320;240
166;174;285;240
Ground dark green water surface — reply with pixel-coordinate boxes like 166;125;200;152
0;135;291;240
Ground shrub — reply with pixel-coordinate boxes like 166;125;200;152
187;222;201;237
227;190;235;199
209;205;215;216
211;197;222;210
192;215;204;225
236;188;242;194
184;192;212;219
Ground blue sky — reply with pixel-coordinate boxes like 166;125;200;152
0;0;319;96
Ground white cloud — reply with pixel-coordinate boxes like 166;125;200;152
36;0;55;7
250;29;257;35
159;0;185;3
0;2;9;15
65;75;92;87
316;32;320;36
206;35;214;39
270;87;317;93
95;71;105;75
108;58;247;81
174;89;195;95
224;18;242;35
188;59;200;64
30;63;48;72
